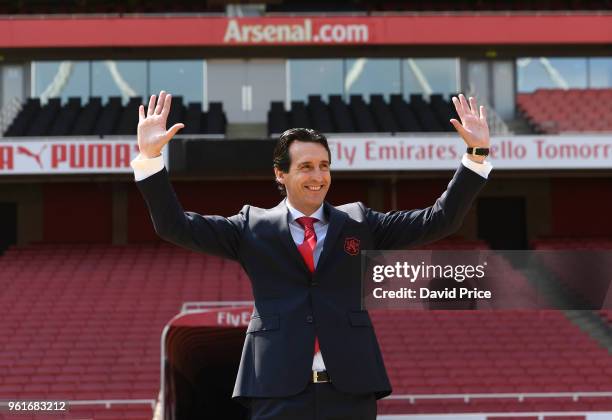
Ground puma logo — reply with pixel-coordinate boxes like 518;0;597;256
17;145;47;169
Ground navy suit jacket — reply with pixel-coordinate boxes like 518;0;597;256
136;164;487;402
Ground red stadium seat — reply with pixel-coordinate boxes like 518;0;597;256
2;242;612;416
518;89;612;134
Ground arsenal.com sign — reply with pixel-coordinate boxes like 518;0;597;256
223;18;369;44
1;15;610;48
0;139;140;174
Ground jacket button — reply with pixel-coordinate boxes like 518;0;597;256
306;315;314;323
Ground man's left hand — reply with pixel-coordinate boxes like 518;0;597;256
450;94;490;164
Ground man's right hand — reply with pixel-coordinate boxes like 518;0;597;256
137;90;185;159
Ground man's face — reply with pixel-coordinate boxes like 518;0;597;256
274;140;331;215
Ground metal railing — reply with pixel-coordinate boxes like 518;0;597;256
181;300;254;312
380;392;612;419
379;411;612;420
67;399;156;408
385;390;612;403
485;103;511;135
464;90;511;136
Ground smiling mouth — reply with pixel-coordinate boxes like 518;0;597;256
305;186;323;191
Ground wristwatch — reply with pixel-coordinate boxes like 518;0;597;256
466;147;489;157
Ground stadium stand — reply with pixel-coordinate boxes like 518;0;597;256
2;241;611;418
390;94;423;132
376;238;612;414
0;243;251;419
72;97;103;135
267;94;458;135
291;100;313;128
350;95;379;132
516;89;612;134
93;97;123;136
1;2;611;419
329;94;356;132
5;98;41;138
529;236;612;315
49;97;82;136
2;97;227;137
205;102;228;136
370;94;399;133
307;95;335;134
376;310;612;414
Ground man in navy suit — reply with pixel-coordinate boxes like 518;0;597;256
132;91;492;419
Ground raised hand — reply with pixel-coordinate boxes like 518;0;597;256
137;91;184;159
450;94;490;149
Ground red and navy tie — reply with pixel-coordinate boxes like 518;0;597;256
296;216;320;355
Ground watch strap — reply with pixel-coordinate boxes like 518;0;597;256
467;147;489;156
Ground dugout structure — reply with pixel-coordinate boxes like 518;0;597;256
161;304;254;420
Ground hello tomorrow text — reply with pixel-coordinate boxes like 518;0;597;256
372;261;487;283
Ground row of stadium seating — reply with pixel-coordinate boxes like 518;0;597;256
4;88;611;138
533;238;612;331
384;236;612;413
530;236;612;317
2;93;457;138
377;309;612;414
0;243;251;419
2;96;226;137
2;238;611;417
268;93;458;135
517;88;612;134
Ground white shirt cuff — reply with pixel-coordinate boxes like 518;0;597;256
461;153;493;179
130;153;165;182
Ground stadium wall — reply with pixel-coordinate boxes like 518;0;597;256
42;182;113;243
4;174;605;247
551;178;612;236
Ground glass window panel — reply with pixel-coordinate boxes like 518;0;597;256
92;60;147;105
289;59;343;102
32;61;90;104
149;60;204;105
517;57;587;92
344;58;400;101
589;58;612;88
466;61;489;102
402;58;459;98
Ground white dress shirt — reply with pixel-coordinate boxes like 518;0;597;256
130;152;493;372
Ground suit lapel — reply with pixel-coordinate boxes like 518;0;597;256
317;202;348;271
269;199;311;274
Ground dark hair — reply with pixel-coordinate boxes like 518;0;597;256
272;128;331;195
